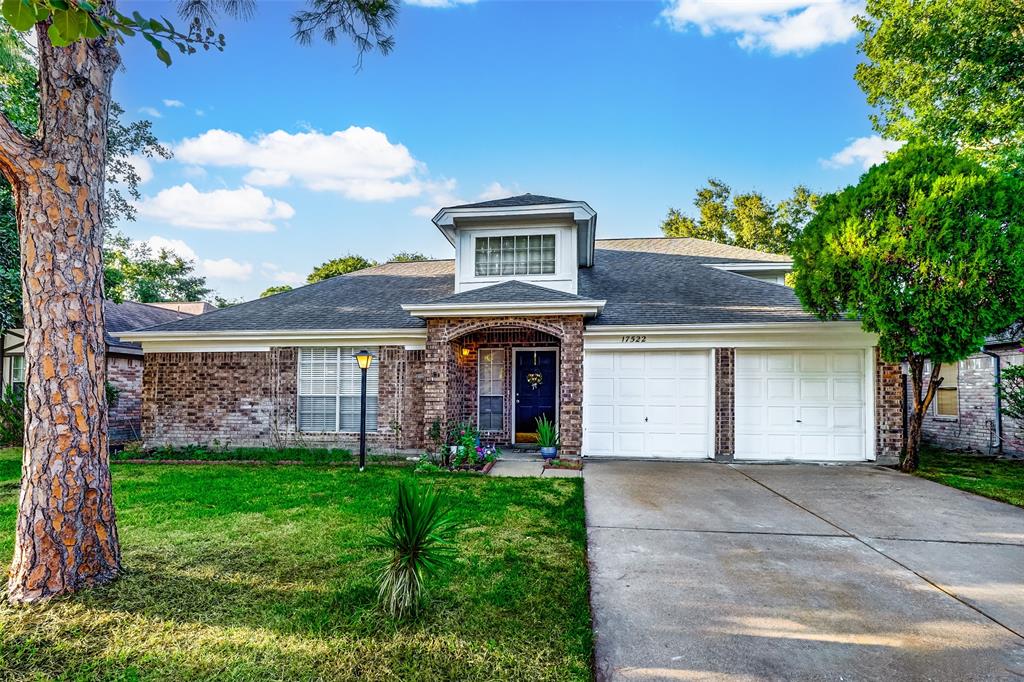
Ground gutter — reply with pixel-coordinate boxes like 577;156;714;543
981;348;1003;455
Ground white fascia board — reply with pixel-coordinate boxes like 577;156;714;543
432;202;597;246
709;262;792;272
402;299;606;318
583;321;876;350
115;328;428;353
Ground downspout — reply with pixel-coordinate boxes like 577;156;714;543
981;348;1003;456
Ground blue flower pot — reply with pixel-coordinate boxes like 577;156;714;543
540;446;557;460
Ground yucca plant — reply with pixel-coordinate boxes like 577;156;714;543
535;415;559;449
372;479;459;620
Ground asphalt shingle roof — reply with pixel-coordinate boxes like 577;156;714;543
105;301;194;352
448;193;576;209
423;280;594;306
136;238;812;334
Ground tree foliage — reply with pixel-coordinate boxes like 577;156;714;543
792;142;1024;470
307;254;377;283
260;285;293;298
661;179;818;254
856;0;1024;172
389;251;430;263
1000;360;1024;422
104;234;211;304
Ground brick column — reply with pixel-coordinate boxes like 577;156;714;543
875;348;904;464
422;319;451;444
557;316;585;457
714;348;735;461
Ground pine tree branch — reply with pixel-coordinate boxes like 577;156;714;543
0;110;34;182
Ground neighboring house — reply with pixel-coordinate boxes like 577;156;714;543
2;300;194;444
120;194;904;463
921;336;1024;457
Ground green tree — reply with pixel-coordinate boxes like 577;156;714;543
308;254;377;283
0;0;399;604
390;251;430;262
792;143;1024;472
260;285;293;298
856;0;1024;172
730;192;775;252
104;234;211;304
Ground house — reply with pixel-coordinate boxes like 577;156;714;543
119;194;904;462
921;335;1023;457
2;300;194;444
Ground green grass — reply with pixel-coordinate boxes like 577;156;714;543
916;446;1024;508
111;445;359;465
0;448;592;680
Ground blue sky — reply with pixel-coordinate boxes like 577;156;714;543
114;0;894;300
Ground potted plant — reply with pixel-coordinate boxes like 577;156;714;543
535;415;559;460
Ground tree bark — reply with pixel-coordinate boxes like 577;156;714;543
901;357;943;473
2;30;121;604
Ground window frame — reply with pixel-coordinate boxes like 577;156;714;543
473;233;557;278
8;355;24;392
477;348;505;432
297;347;379;433
933;361;959;418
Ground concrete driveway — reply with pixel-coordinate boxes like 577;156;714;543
585;461;1024;681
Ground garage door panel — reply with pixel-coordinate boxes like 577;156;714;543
584;350;711;459
736;350;869;462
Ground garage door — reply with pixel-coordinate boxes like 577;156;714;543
583;350;711;458
735;350;869;461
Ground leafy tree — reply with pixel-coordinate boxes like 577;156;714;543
0;0;399;604
856;0;1024;172
792;143;1024;472
661;180;818;254
104;234;211;304
260;285;293;298
390;251;430;262
308;254;377;283
1000;361;1024;423
213;295;243;308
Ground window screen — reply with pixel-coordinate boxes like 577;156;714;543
298;347;378;432
478;348;505;431
934;362;958;417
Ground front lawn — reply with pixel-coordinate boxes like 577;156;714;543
0;448;592;680
916;446;1024;508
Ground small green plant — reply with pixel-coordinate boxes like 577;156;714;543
105;380;120;408
535;415;559;449
373;479;459;620
1000;358;1024;421
0;384;23;446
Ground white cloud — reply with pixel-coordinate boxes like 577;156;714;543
661;0;861;54
260;262;306;286
404;0;476;7
200;257;253;281
823;135;904;170
137;183;295;232
477;181;518;201
129;155;154;184
138;106;162;118
195;109;205;117
146;235;197;261
163;99;185;108
176;127;427;202
411;180;522;218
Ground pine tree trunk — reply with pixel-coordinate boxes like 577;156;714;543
2;32;121;604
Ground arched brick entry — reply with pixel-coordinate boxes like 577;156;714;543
422;315;584;456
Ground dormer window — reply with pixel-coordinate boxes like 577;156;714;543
474;234;555;277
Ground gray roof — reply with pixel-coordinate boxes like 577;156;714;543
449;193;576;209
136;237;813;334
423;280;594;306
106;301;193;352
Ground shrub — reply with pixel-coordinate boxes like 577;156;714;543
1000;360;1024;421
0;384;23;446
535;415;559;448
372;479;459;620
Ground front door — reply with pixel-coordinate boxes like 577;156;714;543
515;349;558;442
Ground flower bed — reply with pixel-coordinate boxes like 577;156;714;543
416;421;501;474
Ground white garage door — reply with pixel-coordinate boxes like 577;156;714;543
584;350;712;458
735;350;870;461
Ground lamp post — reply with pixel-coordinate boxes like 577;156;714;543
354;349;374;471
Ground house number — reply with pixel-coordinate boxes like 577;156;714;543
621;335;647;343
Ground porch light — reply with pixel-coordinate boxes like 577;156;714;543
462;347;470;357
353;350;374;471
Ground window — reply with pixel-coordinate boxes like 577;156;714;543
934;362;958;417
8;356;23;393
478;349;505;431
298;347;378;432
474;234;555;277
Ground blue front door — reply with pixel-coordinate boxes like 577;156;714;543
515;350;557;438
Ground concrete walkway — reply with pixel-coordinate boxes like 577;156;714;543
488;458;582;477
585;461;1024;681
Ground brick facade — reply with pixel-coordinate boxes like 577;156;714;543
422;315;585;456
108;355;143;444
875;348;905;464
142;346;425;451
714;348;735;461
922;346;1023;456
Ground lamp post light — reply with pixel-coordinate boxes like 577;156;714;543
354;349;374;471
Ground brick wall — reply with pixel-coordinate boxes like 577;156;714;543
922;347;1024;456
108;355;143;444
142;346;425;451
714;348;735;461
875;348;904;464
422;315;585;456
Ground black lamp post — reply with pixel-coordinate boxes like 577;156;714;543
354;349;374;472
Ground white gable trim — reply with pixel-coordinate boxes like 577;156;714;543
401;299;606;319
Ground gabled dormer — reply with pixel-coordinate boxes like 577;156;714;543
432;194;597;294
